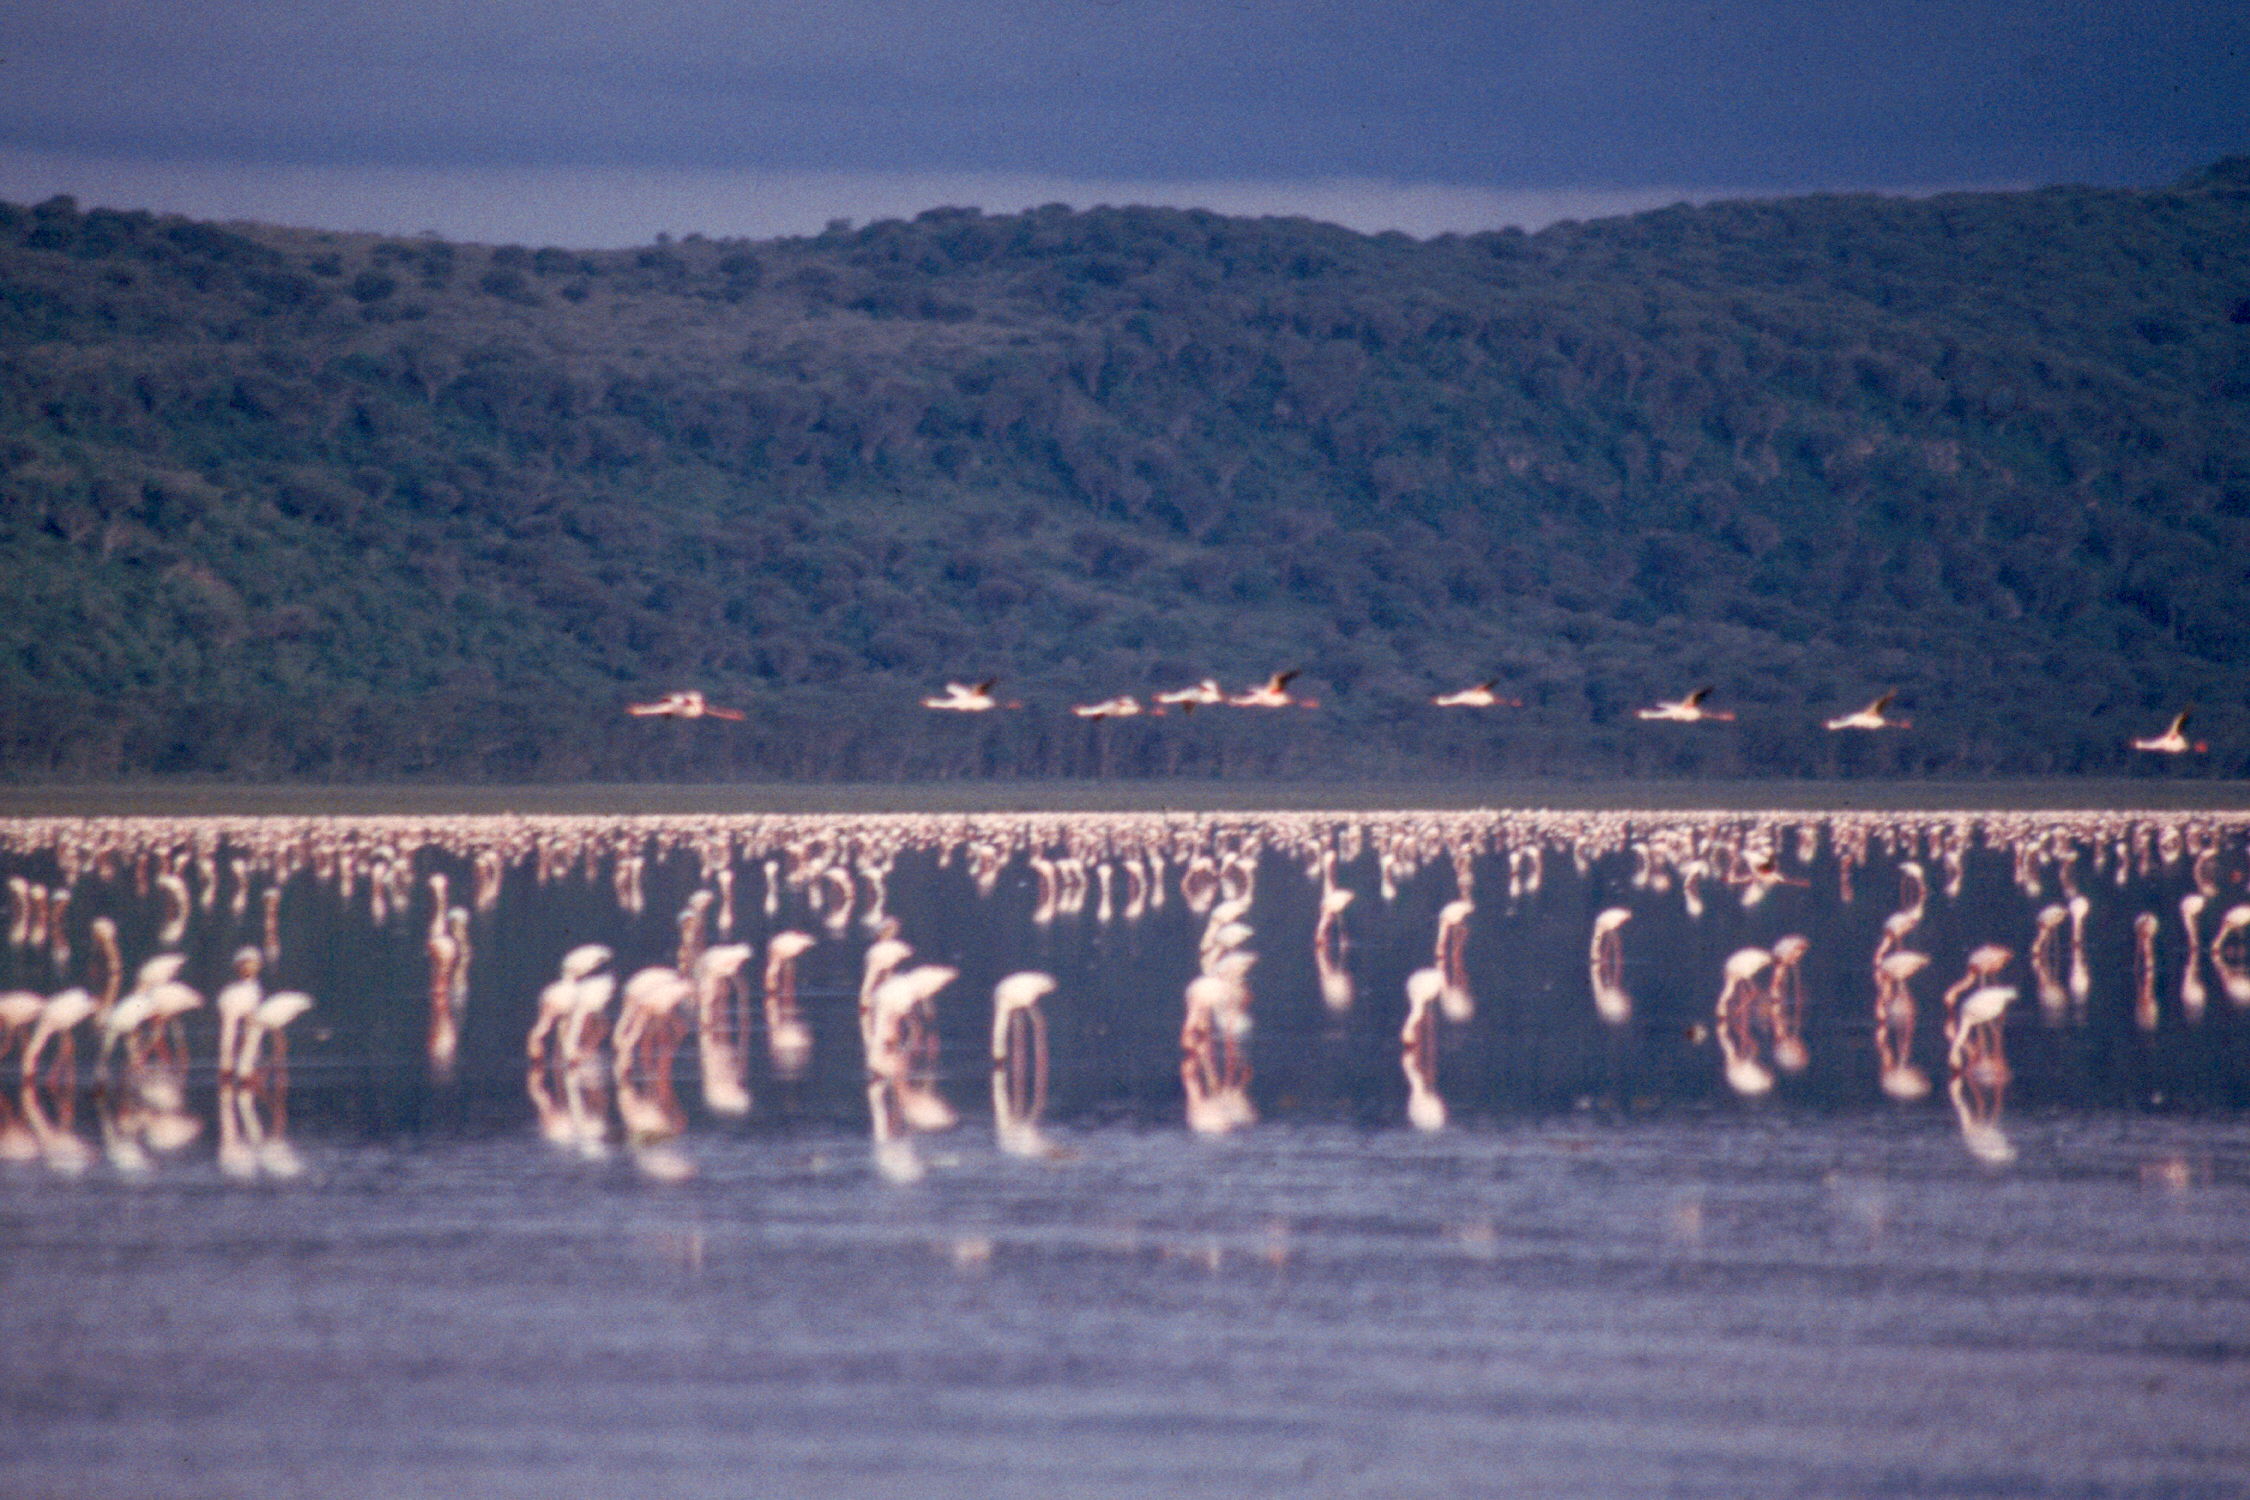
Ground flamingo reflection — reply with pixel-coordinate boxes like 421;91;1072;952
1313;880;1355;1012
1875;951;1931;1101
1400;967;1450;1130
2133;913;2160;1032
1948;983;2017;1165
764;931;817;1077
1763;935;1811;1074
1588;907;1633;1025
2212;905;2250;1006
1715;948;1775;1096
692;943;755;1116
1182;959;1255;1135
2030;906;2069;1021
991;972;1056;1157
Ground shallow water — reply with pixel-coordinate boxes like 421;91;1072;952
4;807;2249;1495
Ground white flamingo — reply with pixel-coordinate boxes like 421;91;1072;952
922;679;1005;711
1230;671;1311;708
627;690;745;721
2130;710;2204;754
1636;687;1734;723
1432;681;1520;708
1825;691;1910;731
1071;694;1146;719
1154;679;1224;712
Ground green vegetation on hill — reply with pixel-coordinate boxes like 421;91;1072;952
3;164;2249;782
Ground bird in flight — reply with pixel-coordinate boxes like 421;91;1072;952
1231;671;1313;708
1636;687;1733;722
627;691;744;721
923;679;1009;711
2130;709;2206;754
1154;679;1225;713
1432;681;1521;708
1825;691;1909;731
1072;695;1148;719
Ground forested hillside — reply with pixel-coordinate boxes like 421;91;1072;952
4;162;2249;782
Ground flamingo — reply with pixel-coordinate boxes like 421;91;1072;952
923;679;1008;711
1231;671;1313;708
2130;710;2206;754
1948;985;2016;1072
1400;968;1449;1131
213;949;266;1079
1154;679;1224;713
527;945;612;1064
1941;945;2013;1051
692;943;756;1116
1072;694;1148;718
234;992;313;1083
612;968;695;1086
627;690;745;721
1763;934;1811;1073
1825;691;1910;731
0;990;46;1075
1875;950;1931;1101
763;930;817;1076
1636;687;1734;723
1432;682;1521;708
559;971;618;1073
866;964;958;1132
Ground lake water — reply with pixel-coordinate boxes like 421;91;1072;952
3;806;2249;1496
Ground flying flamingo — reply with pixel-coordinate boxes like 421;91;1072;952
627;690;745;721
923;679;1012;711
1231;671;1314;708
1154;680;1224;712
1825;691;1910;731
1432;682;1522;708
2130;710;2206;754
1072;695;1148;719
1635;687;1734;723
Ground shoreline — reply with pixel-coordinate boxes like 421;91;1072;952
1;777;2245;818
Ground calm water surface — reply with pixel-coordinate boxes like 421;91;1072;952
3;805;2248;1496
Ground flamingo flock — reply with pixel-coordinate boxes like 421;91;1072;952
2;804;2246;1176
629;677;2219;758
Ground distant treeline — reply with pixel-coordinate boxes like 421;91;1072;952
2;161;2248;782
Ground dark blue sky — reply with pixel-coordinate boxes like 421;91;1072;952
2;1;2245;243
